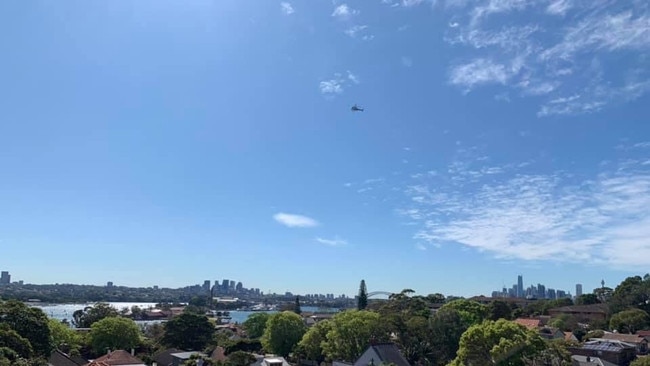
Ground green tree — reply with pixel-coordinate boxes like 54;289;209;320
358;280;368;311
450;319;546;366
548;314;578;332
243;313;270;339
0;324;33;359
429;308;468;365
425;293;446;304
487;300;513;321
631;357;650;366
162;312;215;351
440;299;488;326
48;319;83;354
0;300;53;357
296;320;332;363
227;351;257;366
261;311;305;357
524;339;576;366
183;353;216;366
609;308;650;334
322;310;388;362
294;296;302;315
89;317;141;354
575;294;601;305
610;275;650;314
72;302;118;328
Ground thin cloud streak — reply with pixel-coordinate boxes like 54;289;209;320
315;237;348;246
274;213;320;228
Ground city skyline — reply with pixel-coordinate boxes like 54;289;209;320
0;269;620;299
1;1;649;298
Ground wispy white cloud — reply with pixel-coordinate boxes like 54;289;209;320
444;1;650;116
280;2;295;15
396;151;650;268
319;79;344;94
344;25;373;40
545;0;572;16
319;71;360;96
332;4;359;19
274;213;319;228
347;70;360;84
448;58;515;89
315;237;348;246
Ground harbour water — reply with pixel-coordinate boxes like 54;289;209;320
28;302;336;325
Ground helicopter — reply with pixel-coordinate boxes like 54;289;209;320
351;104;364;112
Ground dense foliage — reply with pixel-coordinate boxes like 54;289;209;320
1;273;649;366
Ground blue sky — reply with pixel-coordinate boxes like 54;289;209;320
1;0;649;298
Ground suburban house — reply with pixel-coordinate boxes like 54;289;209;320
513;318;564;340
601;333;649;355
353;342;411;366
152;348;182;366
84;350;147;366
571;355;617;366
250;355;291;366
169;351;208;366
565;332;579;342
48;349;87;366
569;339;637;366
548;304;609;323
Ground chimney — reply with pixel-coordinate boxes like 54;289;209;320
131;348;135;356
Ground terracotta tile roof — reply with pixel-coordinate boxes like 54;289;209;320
211;346;227;362
89;350;145;365
637;331;650;337
514;318;541;330
564;332;577;341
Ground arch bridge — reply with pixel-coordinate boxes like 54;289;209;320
367;291;394;298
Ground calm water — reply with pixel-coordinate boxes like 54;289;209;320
29;302;335;325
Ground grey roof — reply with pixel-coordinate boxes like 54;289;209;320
582;339;636;353
153;348;182;366
571;355;617;366
48;350;85;366
369;343;411;366
171;351;204;359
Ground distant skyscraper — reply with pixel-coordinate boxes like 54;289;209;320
106;281;114;288
517;275;524;298
0;271;10;285
203;280;211;293
236;282;243;292
576;284;583;297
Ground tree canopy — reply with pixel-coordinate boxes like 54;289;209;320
162;312;215;351
322;310;388;363
72;302;119;328
450;319;546;366
89;316;141;354
358;280;368;311
261;311;305;357
243;312;270;339
0;300;53;358
609;308;650;334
